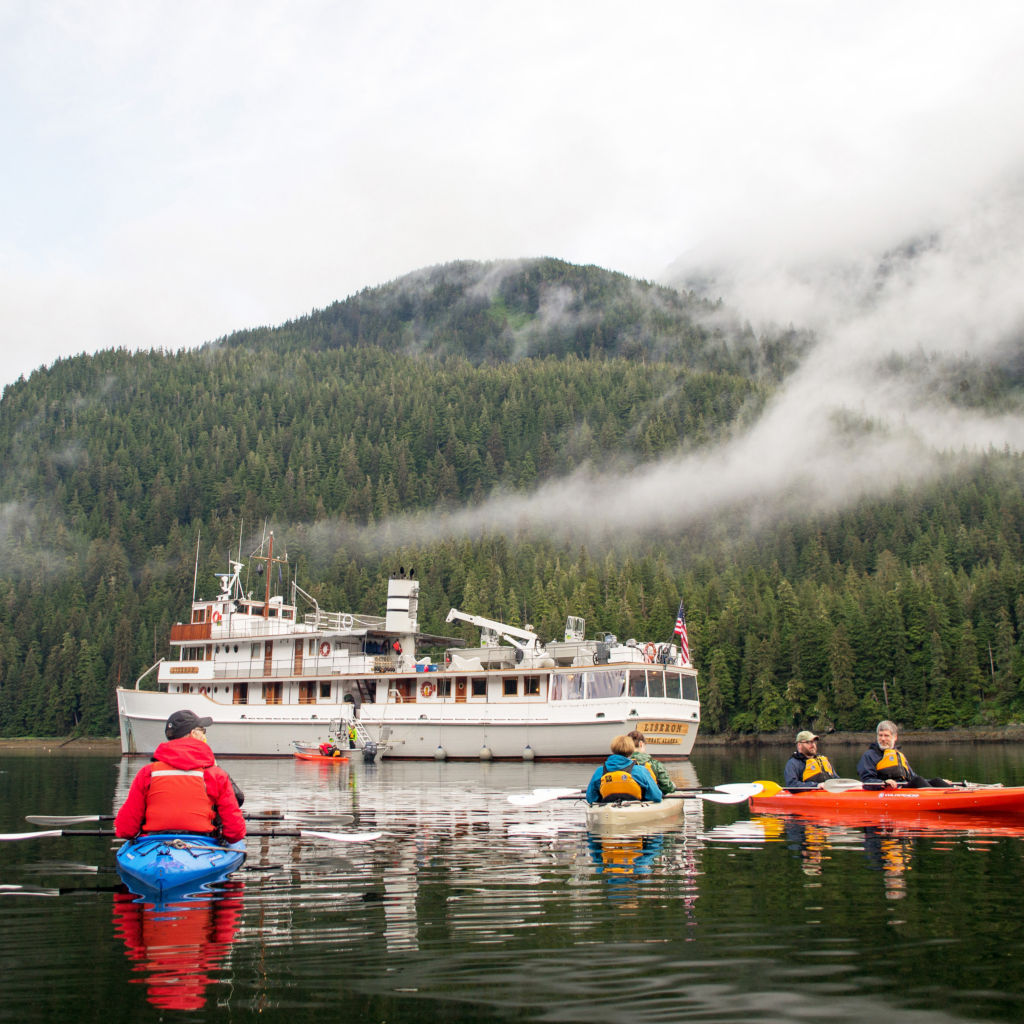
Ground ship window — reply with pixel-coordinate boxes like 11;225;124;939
666;674;682;700
503;678;518;697
250;644;260;659
193;608;206;624
320;682;331;699
524;676;540;696
471;678;487;697
648;673;666;699
436;679;452;698
587;669;627;699
683;676;698;701
628;671;647;697
551;673;584;700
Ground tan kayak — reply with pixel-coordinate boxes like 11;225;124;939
585;797;686;831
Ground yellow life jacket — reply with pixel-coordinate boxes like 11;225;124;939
875;748;913;781
801;754;836;783
598;762;655;801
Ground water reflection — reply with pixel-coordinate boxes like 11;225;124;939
3;749;1023;1022
588;830;665;878
112;883;244;1011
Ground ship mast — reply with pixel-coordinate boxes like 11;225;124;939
251;531;288;618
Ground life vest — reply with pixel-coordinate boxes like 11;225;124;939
598;762;655;801
143;760;216;833
800;754;837;784
874;747;913;782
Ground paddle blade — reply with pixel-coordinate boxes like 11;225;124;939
820;778;864;792
695;791;750;804
26;815;106;826
752;780;782;797
715;783;764;798
507;788;583;806
1;830;64;842
297;829;382;843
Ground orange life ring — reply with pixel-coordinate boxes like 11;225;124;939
644;643;657;664
319;641;331;657
211;611;222;624
421;682;434;698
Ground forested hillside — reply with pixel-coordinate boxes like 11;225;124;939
0;258;1021;737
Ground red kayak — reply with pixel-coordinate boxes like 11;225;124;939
750;783;1024;817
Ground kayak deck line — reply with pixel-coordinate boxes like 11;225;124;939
115;831;247;902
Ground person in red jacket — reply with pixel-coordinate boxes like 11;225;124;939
115;710;246;842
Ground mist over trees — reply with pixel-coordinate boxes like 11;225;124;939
0;258;1021;737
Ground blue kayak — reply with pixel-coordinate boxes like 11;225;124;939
116;833;246;901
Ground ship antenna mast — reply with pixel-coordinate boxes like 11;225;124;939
191;530;201;604
250;530;288;619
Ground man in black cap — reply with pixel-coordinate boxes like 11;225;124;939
784;730;840;789
115;710;246;841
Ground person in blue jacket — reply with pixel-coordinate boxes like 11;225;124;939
857;720;950;789
784;730;840;789
586;734;663;803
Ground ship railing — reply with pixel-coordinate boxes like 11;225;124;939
210;618;316;640
302;611;385;631
185;656;384;680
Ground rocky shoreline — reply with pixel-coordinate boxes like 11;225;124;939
2;726;1024;756
694;726;1024;747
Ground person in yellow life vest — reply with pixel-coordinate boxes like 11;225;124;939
783;730;840;789
585;734;663;804
857;720;951;789
348;724;358;750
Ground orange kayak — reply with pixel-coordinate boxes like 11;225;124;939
750;784;1024;816
293;748;349;763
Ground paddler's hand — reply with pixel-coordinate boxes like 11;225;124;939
884;779;898;789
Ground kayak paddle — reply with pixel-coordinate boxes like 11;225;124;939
509;783;762;807
752;778;865;797
2;828;381;844
26;812;354;827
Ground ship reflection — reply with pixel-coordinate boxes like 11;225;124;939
112;882;243;1011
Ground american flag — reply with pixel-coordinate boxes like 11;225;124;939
674;599;690;664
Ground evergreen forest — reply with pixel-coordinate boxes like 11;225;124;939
0;257;1022;738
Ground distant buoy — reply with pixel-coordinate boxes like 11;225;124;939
434;746;447;761
522;745;535;761
478;746;493;761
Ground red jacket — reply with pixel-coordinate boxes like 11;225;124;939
115;737;246;842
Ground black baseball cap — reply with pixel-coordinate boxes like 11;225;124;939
165;709;214;740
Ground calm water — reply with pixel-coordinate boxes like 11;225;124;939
3;742;1024;1022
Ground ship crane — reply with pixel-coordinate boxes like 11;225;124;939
445;608;543;653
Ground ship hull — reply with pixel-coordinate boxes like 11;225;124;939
117;686;698;760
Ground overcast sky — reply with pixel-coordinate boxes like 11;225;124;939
3;1;1024;391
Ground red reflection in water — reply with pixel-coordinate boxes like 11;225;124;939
112;882;243;1011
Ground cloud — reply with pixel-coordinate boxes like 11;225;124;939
312;177;1024;557
5;3;1024;387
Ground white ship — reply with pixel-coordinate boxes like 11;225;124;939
117;535;700;760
